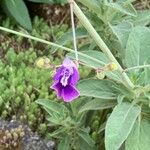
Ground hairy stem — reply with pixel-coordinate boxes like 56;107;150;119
73;1;134;89
0;26;105;67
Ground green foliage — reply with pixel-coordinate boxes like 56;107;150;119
77;79;124;99
1;0;67;30
2;0;32;30
36;99;96;150
125;26;150;68
126;119;150;150
58;135;71;150
1;0;150;149
28;0;67;4
105;102;141;150
79;99;116;113
0;47;55;131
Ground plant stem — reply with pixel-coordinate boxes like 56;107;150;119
0;26;73;52
0;26;105;67
69;0;79;66
124;64;150;72
73;1;134;89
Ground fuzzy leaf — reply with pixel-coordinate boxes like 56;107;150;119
36;99;67;115
106;2;137;17
105;102;141;150
78;79;119;99
79;99;116;113
78;0;102;16
77;129;95;147
126;119;150;150
110;22;132;49
125;27;150;67
53;28;88;52
58;135;71;150
133;10;150;26
68;50;109;68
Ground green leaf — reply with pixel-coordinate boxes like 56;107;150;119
78;79;119;99
68;50;122;82
78;0;102;16
117;94;125;104
36;99;67;115
144;67;150;85
133;10;150;26
47;127;67;138
53;28;88;52
28;0;54;3
68;50;109;68
105;102;141;150
126;119;150;150
77;128;95;147
79;99;116;113
28;0;67;4
58;135;71;150
110;22;132;49
3;0;32;30
47;116;63;125
125;27;150;68
106;2;137;17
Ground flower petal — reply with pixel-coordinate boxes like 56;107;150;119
63;57;76;68
62;85;80;102
70;67;80;85
51;82;62;98
53;66;64;81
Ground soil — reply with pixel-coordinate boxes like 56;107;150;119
26;2;73;26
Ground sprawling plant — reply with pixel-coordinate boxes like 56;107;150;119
0;0;150;150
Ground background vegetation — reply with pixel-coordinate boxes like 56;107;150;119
0;0;150;149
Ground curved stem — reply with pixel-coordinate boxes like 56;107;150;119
73;1;134;89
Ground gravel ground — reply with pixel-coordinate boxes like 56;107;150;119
0;119;55;150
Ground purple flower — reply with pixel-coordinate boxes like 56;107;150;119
51;57;80;102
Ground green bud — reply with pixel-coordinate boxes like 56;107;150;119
92;120;99;130
91;131;97;141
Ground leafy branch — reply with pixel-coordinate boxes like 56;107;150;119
72;1;134;89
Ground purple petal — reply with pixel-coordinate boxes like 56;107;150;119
62;85;80;102
70;67;80;85
63;57;76;68
53;66;64;81
51;82;62;98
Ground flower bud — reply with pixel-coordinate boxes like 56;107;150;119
36;57;51;69
96;72;105;79
36;58;45;68
96;68;105;79
106;62;118;71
